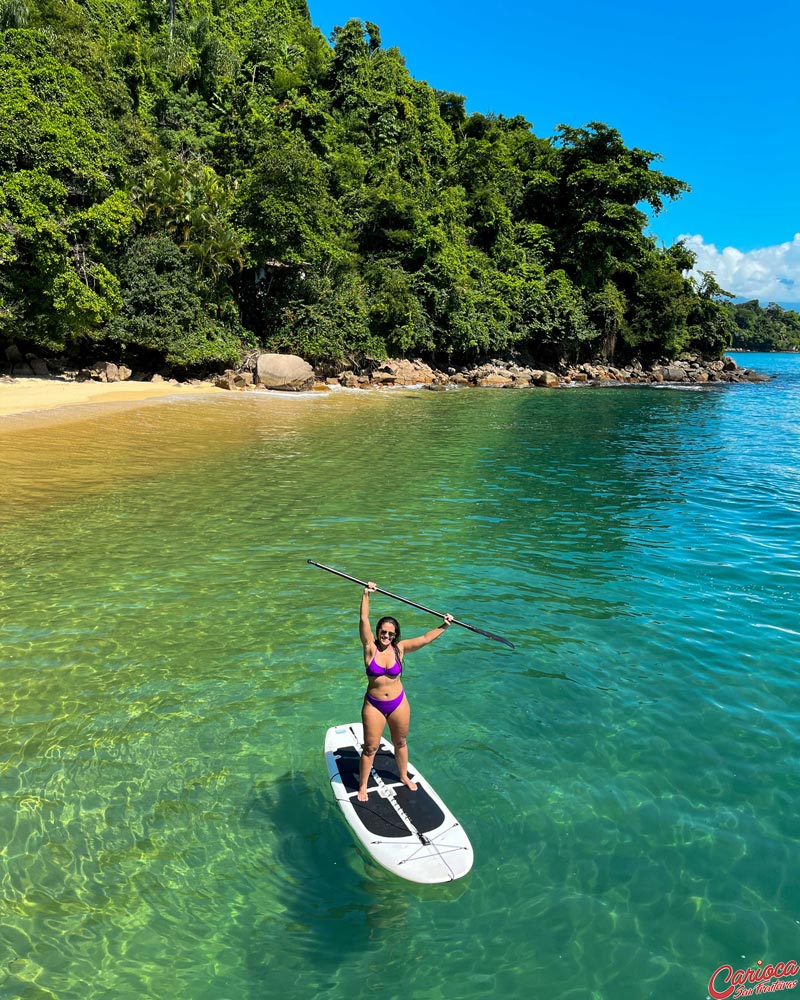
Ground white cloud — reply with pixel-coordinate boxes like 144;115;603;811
677;233;800;305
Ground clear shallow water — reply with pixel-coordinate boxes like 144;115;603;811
1;354;799;999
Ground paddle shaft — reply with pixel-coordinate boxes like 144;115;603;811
307;559;515;649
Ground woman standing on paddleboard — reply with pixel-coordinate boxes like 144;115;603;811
359;582;453;802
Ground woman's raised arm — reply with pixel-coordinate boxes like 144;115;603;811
399;614;454;654
359;581;377;647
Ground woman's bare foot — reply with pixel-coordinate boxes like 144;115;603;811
357;787;368;802
400;775;418;792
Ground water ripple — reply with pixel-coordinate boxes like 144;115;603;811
1;357;799;998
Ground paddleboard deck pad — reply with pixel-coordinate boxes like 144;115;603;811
324;723;473;884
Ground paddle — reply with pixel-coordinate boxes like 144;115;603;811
307;559;515;650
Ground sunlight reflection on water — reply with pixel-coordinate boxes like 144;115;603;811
1;364;799;999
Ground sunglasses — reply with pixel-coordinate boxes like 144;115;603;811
378;629;396;637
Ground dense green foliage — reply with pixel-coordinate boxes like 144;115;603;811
727;299;800;351
0;0;739;370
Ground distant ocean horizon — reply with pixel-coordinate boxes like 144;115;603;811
1;350;798;1000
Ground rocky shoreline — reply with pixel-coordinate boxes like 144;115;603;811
1;352;772;394
329;355;771;389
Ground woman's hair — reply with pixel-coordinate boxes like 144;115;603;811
376;616;401;656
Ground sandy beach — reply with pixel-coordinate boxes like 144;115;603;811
0;376;226;420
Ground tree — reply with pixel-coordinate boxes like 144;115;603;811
238;133;344;267
682;270;735;357
529;122;689;292
133;156;245;279
622;246;695;358
0;30;131;352
104;234;244;366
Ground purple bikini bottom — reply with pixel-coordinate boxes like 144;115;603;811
364;688;405;717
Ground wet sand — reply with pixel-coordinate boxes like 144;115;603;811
0;377;226;420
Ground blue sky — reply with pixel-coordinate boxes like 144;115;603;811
306;0;800;306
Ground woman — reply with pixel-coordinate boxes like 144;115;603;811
358;581;453;802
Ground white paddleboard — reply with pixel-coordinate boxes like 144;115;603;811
324;722;474;884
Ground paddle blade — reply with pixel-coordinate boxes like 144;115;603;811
455;621;515;650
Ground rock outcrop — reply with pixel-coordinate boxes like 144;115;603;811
76;361;133;382
255;353;315;391
317;354;772;390
215;370;254;390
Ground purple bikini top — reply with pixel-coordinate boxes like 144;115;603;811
366;651;403;678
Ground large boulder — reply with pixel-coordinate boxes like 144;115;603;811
256;353;315;391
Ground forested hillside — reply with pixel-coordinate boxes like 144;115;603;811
1;0;739;372
727;300;800;351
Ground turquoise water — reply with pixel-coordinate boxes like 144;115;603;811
1;352;799;999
